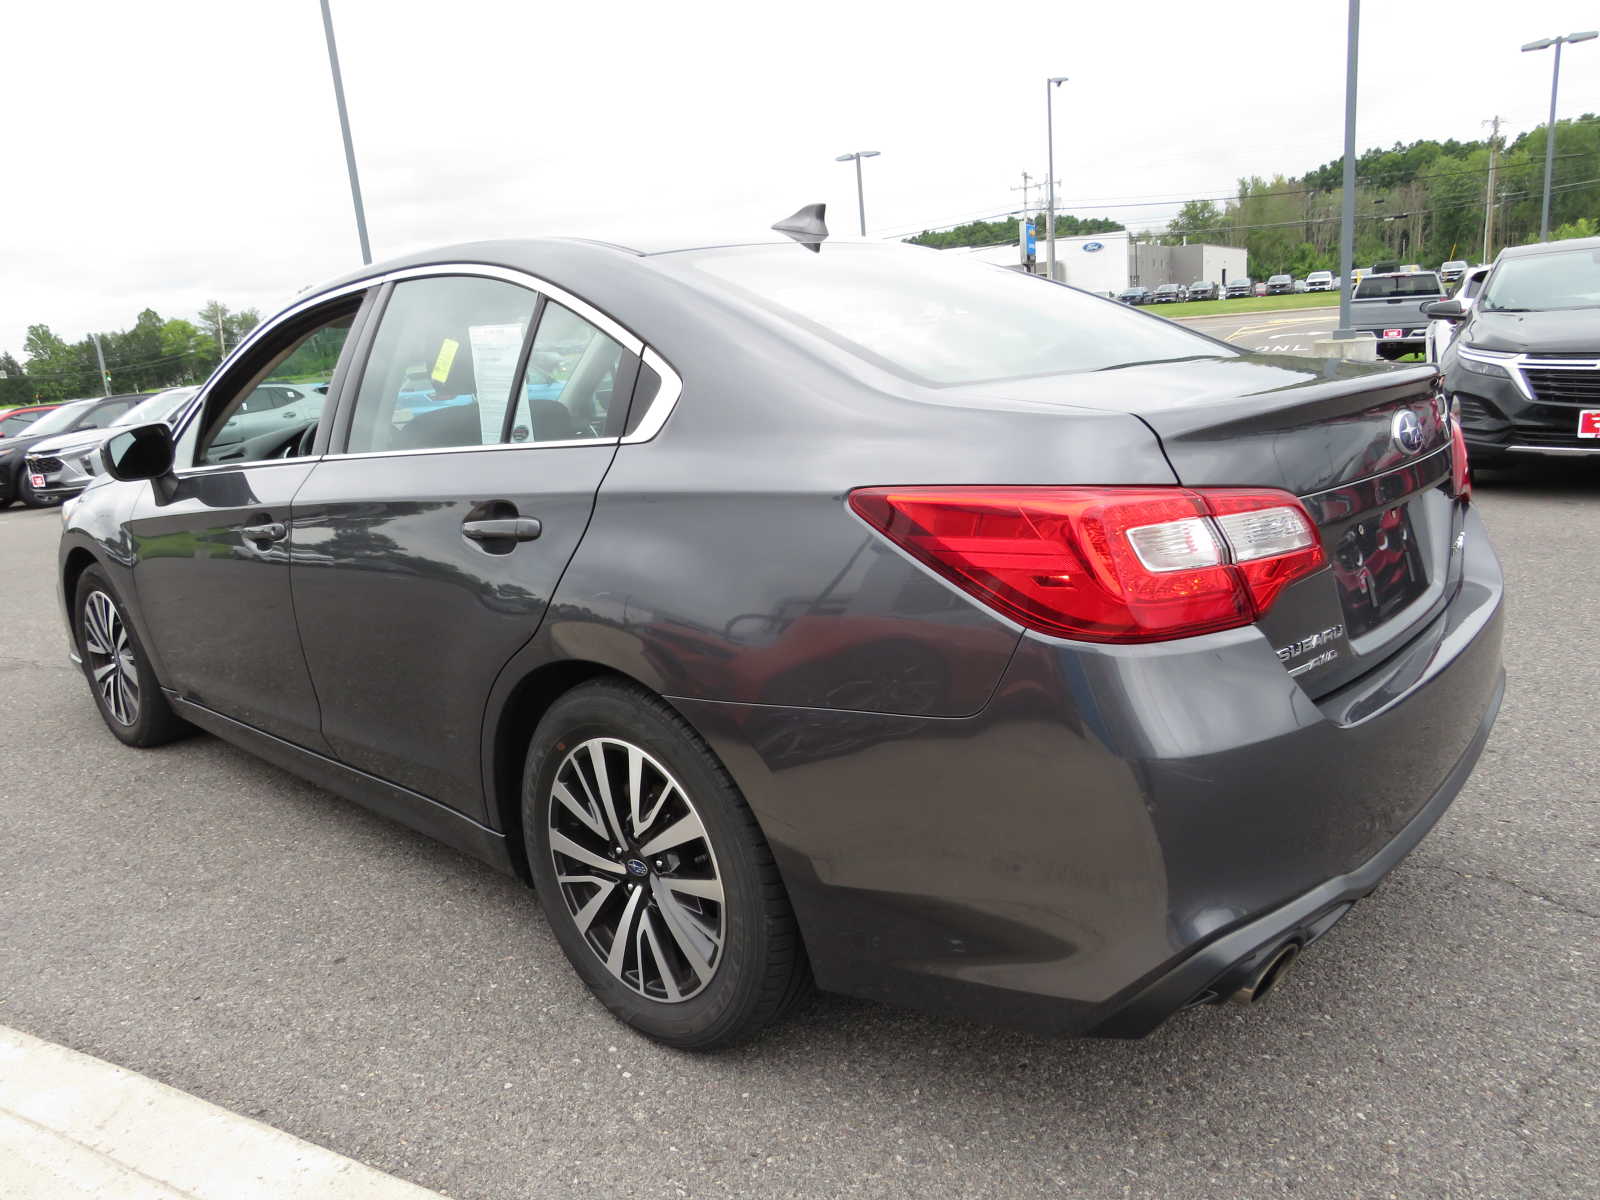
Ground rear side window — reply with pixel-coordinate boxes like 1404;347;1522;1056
507;303;630;443
345;276;540;454
685;245;1234;386
1355;274;1442;298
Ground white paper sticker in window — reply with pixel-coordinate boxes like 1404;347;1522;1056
468;323;526;444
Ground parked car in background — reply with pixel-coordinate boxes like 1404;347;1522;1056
0;393;144;508
1254;281;1268;296
1431;236;1600;467
1349;270;1447;361
207;381;328;460
0;403;65;438
1226;277;1253;298
1305;271;1334;292
1440;260;1468;285
23;386;199;503
1151;283;1184;303
1116;286;1152;305
1187;280;1219;301
1425;265;1492;364
1348;268;1368;291
57;226;1500;1051
1293;279;1309;294
1266;274;1293;295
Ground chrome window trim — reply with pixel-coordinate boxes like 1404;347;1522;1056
172;262;681;465
175;454;324;479
320;437;617;463
1506;444;1600;456
621;347;683;444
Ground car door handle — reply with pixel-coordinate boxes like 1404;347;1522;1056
462;517;542;543
241;521;287;544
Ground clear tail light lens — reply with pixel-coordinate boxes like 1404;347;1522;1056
848;485;1325;644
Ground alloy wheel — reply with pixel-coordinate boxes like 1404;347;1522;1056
82;590;140;727
547;737;725;1002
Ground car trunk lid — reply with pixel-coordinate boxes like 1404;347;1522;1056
957;355;1461;696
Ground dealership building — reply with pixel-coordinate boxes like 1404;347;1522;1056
940;229;1249;294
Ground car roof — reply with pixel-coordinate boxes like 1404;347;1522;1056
1498;235;1600;260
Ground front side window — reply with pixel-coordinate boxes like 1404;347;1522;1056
76;398;133;430
193;308;354;466
345;277;540;454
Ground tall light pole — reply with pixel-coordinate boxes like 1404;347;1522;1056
1522;31;1597;241
1334;0;1359;339
1045;77;1067;281
320;0;372;264
834;151;881;236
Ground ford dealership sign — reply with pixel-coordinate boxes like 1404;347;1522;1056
1082;241;1104;252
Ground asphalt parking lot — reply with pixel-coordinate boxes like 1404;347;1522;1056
1175;306;1337;354
1;472;1595;1200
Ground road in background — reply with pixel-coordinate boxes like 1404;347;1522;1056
1;474;1595;1200
1174;307;1337;355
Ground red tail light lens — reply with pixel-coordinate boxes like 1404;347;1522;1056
848;486;1325;644
1449;414;1472;500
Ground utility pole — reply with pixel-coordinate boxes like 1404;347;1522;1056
90;333;110;396
1334;0;1359;339
320;0;372;264
1481;115;1502;261
1010;171;1034;214
1045;77;1068;281
1522;32;1598;241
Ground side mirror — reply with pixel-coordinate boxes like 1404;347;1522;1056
102;422;176;482
1422;300;1466;320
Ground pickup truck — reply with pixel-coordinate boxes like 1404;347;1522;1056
1349;270;1447;360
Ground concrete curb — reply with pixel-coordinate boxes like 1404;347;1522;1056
0;1025;448;1200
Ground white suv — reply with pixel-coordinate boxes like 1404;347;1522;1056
1305;270;1334;292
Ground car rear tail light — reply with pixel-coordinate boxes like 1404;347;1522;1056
1448;413;1472;500
848;485;1325;644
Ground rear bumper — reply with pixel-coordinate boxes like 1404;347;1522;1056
1088;665;1502;1035
672;507;1504;1037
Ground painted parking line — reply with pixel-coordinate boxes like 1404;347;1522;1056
0;1025;448;1200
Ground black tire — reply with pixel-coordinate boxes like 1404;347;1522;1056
17;467;61;508
74;566;189;747
523;679;809;1049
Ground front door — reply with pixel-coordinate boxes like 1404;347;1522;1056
127;296;366;751
290;274;638;820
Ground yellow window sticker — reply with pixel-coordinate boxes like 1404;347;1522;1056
431;338;460;383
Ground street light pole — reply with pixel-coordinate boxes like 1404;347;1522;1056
1522;31;1597;242
1335;0;1359;339
834;151;881;236
320;0;372;265
1045;77;1067;281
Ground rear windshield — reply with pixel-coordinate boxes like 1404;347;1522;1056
1480;248;1600;312
1355;274;1442;298
685;245;1232;385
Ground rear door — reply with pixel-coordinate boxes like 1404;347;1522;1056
289;270;641;821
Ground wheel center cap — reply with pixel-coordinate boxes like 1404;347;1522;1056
625;858;649;878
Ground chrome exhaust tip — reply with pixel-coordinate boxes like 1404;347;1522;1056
1226;942;1300;1005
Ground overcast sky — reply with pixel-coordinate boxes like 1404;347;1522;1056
3;0;1597;362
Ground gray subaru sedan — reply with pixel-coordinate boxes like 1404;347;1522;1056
58;210;1503;1049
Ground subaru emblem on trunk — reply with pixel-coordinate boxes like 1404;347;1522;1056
1390;410;1424;455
